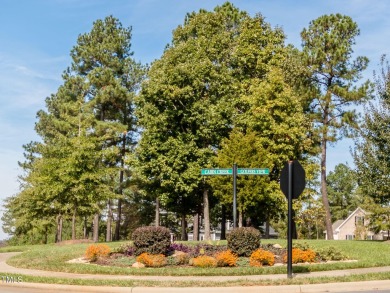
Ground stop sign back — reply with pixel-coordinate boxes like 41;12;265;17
280;160;305;199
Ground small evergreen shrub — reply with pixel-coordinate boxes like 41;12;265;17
132;226;171;256
215;250;238;267
293;242;311;251
192;255;218;268
260;243;286;256
85;244;111;262
136;253;167;267
227;227;261;256
113;242;136;256
250;248;275;267
317;246;347;261
193;243;227;257
173;252;191;265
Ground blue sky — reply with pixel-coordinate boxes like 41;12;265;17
0;0;389;240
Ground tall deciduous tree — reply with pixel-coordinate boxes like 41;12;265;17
301;14;371;239
136;3;246;240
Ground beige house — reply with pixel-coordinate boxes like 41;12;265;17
325;207;381;240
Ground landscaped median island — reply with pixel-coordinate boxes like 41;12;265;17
2;226;390;287
2;237;390;287
87;240;351;269
82;226;351;270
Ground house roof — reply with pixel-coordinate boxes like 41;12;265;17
333;207;366;232
332;220;344;231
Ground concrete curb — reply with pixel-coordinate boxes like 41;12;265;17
1;280;390;293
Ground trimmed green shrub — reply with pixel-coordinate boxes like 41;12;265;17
317;246;348;261
227;227;261;257
132;226;171;256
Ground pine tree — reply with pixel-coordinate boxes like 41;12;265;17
69;16;145;240
354;55;390;237
301;14;371;239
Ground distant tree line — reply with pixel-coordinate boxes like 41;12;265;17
3;2;387;245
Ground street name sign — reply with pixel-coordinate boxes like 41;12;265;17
201;168;269;176
201;168;232;175
201;164;270;231
237;168;269;175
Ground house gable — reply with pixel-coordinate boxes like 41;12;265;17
335;207;366;232
332;207;373;240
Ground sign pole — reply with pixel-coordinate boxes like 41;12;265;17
287;161;293;278
233;163;237;228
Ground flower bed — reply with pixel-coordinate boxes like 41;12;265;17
88;242;349;269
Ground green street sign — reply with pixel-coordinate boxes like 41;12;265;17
201;168;232;175
201;168;269;175
237;168;269;175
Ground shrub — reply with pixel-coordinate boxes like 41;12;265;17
169;243;228;258
169;243;192;254
132;226;171;256
136;253;167;267
250;248;275;267
317;246;347;261
215;250;238;267
283;248;317;264
260;243;286;256
192;255;217;268
293;242;311;251
113;242;136;256
227;227;261;256
85;244;111;262
193;243;227;257
173;252;191;265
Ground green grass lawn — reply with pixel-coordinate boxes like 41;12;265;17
1;239;390;287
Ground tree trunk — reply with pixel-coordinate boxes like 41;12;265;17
321;120;334;240
155;197;160;227
44;226;48;244
56;214;63;243
220;205;226;240
114;198;122;241
115;134;126;240
72;207;77;240
238;210;243;228
181;214;187;241
265;221;270;239
203;189;211;241
106;199;112;241
93;213;99;242
193;213;199;241
83;216;88;239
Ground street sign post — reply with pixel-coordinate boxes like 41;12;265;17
201;165;269;228
280;160;306;279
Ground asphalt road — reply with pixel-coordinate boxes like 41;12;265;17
0;285;390;293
